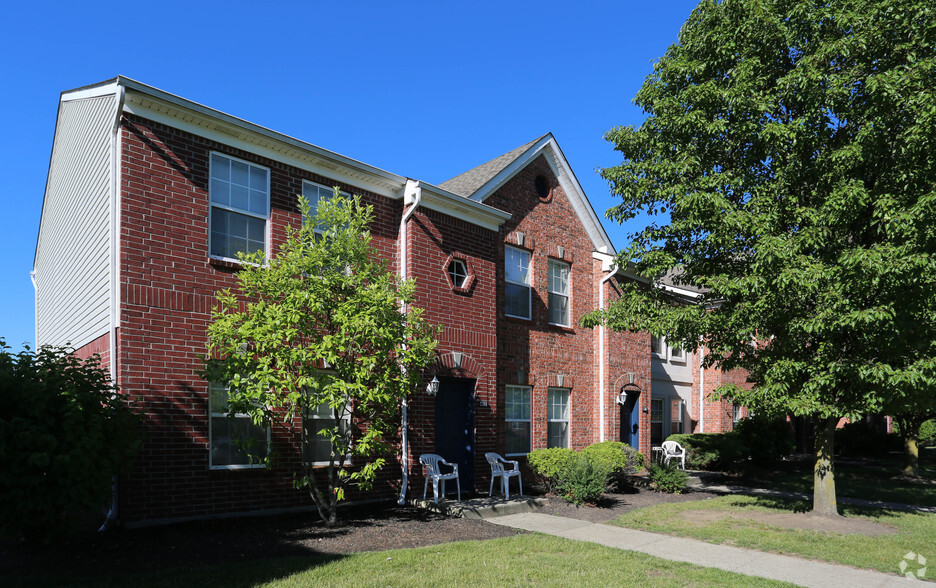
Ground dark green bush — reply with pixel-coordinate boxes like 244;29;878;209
648;463;688;494
893;419;936;448
836;419;896;457
527;447;576;493
733;415;794;461
0;342;140;541
556;454;613;505
666;432;748;470
581;441;643;489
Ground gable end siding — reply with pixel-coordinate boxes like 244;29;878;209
35;95;115;348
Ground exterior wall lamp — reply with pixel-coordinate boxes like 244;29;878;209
426;375;440;396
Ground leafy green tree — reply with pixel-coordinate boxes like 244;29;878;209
589;0;936;516
204;190;437;524
0;341;140;540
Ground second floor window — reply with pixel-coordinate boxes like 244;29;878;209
548;260;570;326
505;246;531;319
210;153;269;260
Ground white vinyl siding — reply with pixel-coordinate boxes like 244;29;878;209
34;95;116;349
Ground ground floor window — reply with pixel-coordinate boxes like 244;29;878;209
505;385;531;455
303;400;351;465
670;398;684;435
650;398;664;445
547;387;570;448
209;382;269;469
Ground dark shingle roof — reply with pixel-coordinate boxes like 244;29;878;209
438;136;546;198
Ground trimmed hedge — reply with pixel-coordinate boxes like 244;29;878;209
528;441;643;502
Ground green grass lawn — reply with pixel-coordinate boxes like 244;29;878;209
612;494;935;579
733;449;936;506
15;534;795;588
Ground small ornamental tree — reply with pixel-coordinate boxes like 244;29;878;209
204;190;437;525
588;0;936;517
0;341;140;540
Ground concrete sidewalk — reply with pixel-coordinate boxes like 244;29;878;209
487;512;918;587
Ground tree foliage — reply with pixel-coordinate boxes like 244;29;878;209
0;341;140;540
204;191;437;524
589;0;936;515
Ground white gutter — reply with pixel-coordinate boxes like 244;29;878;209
99;83;125;531
397;179;422;505
30;271;38;347
597;264;617;443
699;342;705;433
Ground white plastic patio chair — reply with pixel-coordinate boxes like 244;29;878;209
485;452;522;499
661;440;686;469
420;454;461;503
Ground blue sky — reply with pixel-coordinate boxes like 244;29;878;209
1;0;699;351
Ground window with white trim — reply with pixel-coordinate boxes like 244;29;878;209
303;400;351;465
209;382;269;469
505;246;531;319
448;259;468;288
650;398;664;445
669;342;686;364
302;181;346;238
547;387;570;448
651;335;664;357
671;398;684;434
733;404;743;425
548;260;570;326
505;385;531;455
210;153;269;260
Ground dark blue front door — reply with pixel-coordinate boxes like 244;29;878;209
434;377;475;492
619;388;641;448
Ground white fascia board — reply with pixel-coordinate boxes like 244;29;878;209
417;183;511;231
657;282;704;301
592;251;650;283
116;77;407;199
60;78;121;102
471;134;616;255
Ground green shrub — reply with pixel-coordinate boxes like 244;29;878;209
527;447;575;493
581;441;643;489
893;419;936;448
0;342;141;541
836;419;895;456
648;463;688;494
666;432;748;470
556;454;613;505
733;415;794;461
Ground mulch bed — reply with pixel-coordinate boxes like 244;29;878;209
1;486;717;583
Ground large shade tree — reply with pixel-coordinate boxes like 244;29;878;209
588;0;936;516
205;191;437;524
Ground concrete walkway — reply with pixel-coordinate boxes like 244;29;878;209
487;512;919;587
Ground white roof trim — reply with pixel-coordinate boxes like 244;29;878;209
88;77;509;230
469;134;616;255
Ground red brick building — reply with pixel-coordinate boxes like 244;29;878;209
34;77;653;527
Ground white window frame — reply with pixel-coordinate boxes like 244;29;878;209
505;246;532;320
547;387;570;448
448;258;468;288
548;260;571;327
208;382;270;470
302;181;349;238
504;385;532;456
304;399;352;466
650;397;665;445
668;341;687;364
671;398;684;435
651;335;665;358
209;152;270;262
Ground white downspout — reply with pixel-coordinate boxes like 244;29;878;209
30;271;38;348
99;83;125;531
597;265;616;443
397;179;422;505
698;342;705;433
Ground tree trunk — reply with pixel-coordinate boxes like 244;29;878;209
812;416;841;517
903;435;920;478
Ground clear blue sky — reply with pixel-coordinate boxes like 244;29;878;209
1;0;700;352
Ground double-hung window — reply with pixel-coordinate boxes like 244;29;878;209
671;398;684;434
650;398;664;445
302;181;340;239
548;260;570;326
505;246;531;319
210;153;269;260
547;388;570;448
304;400;351;465
504;385;531;455
208;382;269;469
